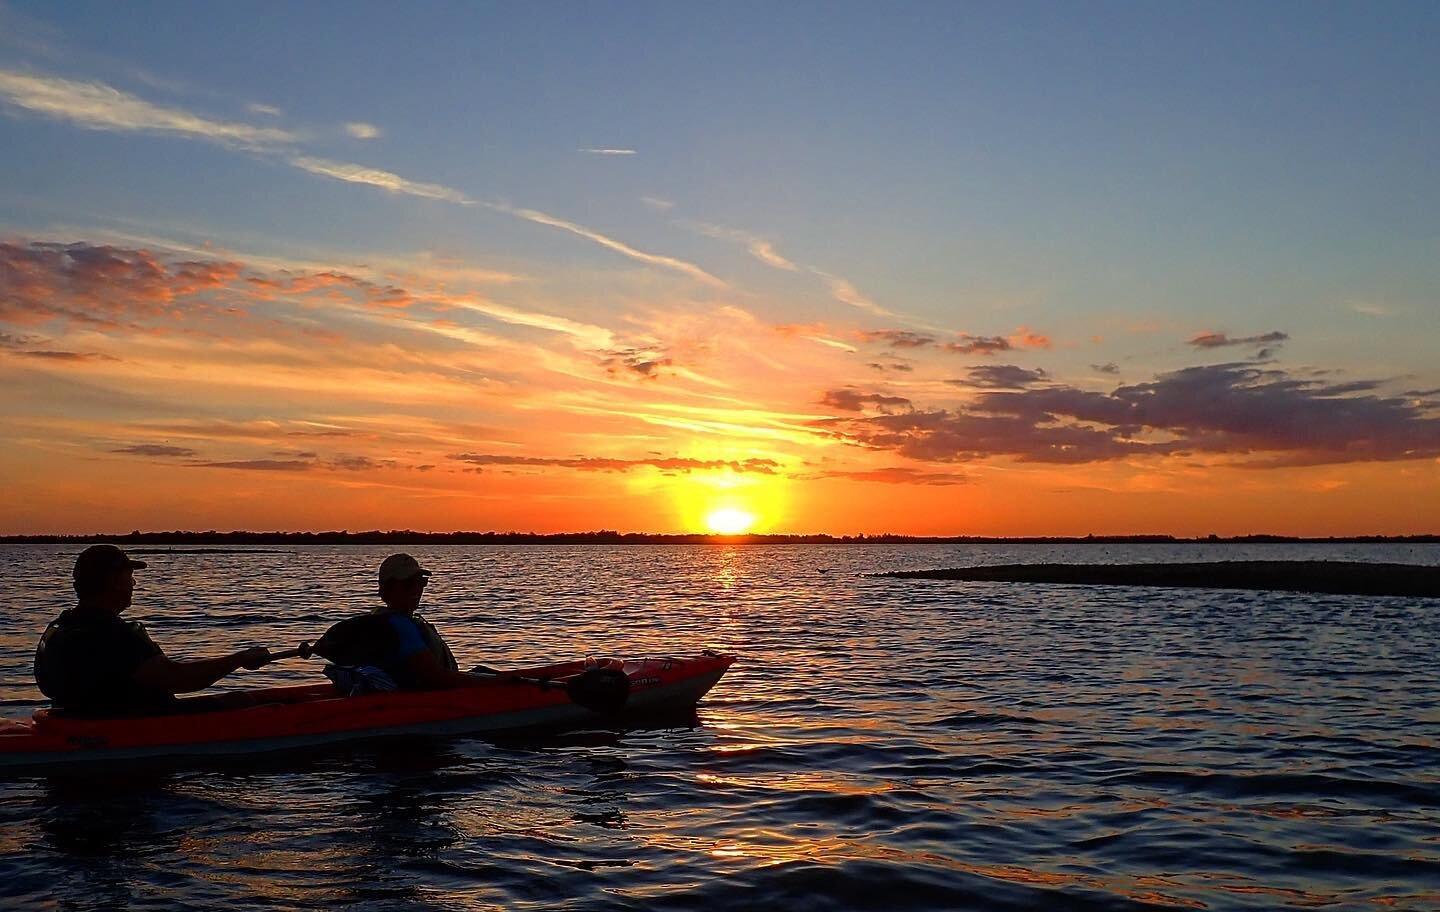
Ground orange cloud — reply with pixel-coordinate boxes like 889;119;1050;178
0;240;241;326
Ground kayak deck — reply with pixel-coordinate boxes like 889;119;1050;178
0;652;734;769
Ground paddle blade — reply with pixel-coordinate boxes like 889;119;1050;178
566;667;630;713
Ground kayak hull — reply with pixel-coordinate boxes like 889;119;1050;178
0;653;734;770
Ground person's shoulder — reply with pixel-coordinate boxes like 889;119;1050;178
43;608;108;640
40;609;73;636
45;607;80;629
120;618;157;642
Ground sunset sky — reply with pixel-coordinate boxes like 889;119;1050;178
2;2;1437;536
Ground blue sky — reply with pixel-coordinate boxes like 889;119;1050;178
6;4;1438;302
1;1;1437;534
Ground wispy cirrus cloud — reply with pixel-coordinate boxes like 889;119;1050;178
497;204;727;287
0;68;298;146
344;121;382;139
817;466;968;486
288;155;474;204
291;155;725;286
774;323;859;352
190;458;313;471
1;329;116;362
860;327;1050;356
817;273;893;318
0;232;761;450
809;336;859;353
685;222;799;271
444;297;616;349
179;454;433;477
1350;301;1389;317
112;443;197;457
678;217;951;331
450;453;779;474
1;66;726;291
10;348;117;362
747;240;798;272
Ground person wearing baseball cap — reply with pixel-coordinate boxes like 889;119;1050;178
310;553;479;690
34;544;275;716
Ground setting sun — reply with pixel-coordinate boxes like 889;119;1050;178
705;508;757;535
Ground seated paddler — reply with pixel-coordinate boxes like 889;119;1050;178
34;544;275;716
311;553;484;692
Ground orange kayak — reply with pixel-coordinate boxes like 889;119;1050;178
0;652;734;769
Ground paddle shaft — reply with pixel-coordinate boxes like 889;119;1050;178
473;670;561;689
266;646;570;685
265;642;627;711
267;642;313;662
263;643;551;680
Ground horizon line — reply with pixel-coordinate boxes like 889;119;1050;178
3;530;1438;545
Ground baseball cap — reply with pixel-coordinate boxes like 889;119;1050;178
72;544;147;586
378;553;431;584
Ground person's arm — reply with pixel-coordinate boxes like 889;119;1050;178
403;649;490;689
132;647;272;695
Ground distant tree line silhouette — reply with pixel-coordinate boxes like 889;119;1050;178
2;530;1435;545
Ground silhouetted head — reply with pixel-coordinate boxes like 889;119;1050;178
377;553;431;614
72;544;146;614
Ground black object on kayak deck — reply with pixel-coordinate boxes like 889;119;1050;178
563;666;630;714
468;663;630;713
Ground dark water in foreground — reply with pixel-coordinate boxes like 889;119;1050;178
2;543;1439;911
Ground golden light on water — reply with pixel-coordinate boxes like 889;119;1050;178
705;507;757;535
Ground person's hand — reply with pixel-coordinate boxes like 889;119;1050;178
237;647;273;670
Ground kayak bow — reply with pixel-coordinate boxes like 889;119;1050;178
0;652;734;770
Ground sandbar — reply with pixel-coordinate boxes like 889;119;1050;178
879;561;1440;598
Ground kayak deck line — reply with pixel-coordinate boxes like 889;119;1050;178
0;652;734;770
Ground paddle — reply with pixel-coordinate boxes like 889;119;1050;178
472;667;630;714
266;641;313;662
272;641;630;713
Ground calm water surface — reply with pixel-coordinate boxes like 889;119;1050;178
2;543;1438;910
